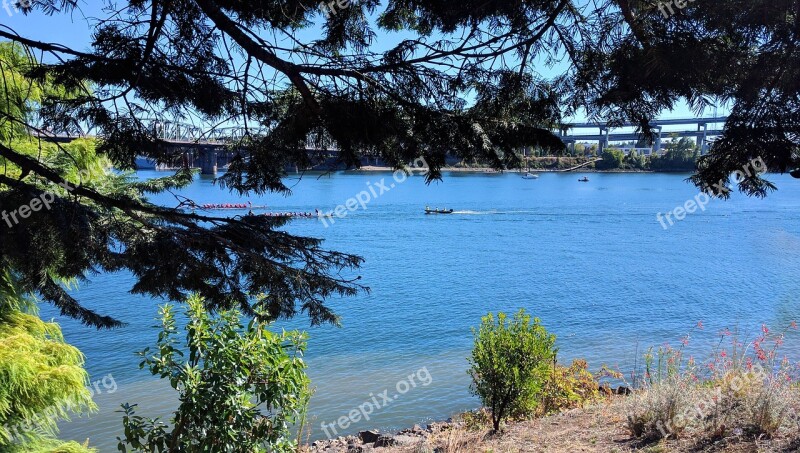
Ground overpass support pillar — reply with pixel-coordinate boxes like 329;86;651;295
654;127;663;154
599;127;609;152
199;147;218;175
698;123;708;154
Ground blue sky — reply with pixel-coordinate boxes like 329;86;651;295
2;1;725;126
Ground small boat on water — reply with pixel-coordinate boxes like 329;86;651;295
578;177;590;182
522;172;539;179
425;207;454;214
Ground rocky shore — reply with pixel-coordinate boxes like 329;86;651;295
303;391;800;453
304;422;448;452
303;387;633;453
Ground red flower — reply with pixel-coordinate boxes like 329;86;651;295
792;320;798;330
697;321;704;329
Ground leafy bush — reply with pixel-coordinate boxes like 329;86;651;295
454;409;492;432
117;295;310;452
539;359;603;416
468;309;556;432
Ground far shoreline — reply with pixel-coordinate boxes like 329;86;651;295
346;165;672;174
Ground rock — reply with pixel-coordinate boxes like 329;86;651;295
374;435;397;447
616;386;632;395
359;430;380;444
392;434;418;445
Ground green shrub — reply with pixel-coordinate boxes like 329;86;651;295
454;408;492;432
468;309;556;432
539;359;602;416
117;295;310;452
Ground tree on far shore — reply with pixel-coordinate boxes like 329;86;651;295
596;148;625;170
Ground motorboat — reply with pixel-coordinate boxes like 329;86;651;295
522;172;539;179
578;177;590;182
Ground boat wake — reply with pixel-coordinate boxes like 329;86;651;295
449;210;546;215
451;210;493;215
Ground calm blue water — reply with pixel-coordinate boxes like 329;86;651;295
48;170;800;450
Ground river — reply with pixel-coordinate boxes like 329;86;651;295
47;170;800;450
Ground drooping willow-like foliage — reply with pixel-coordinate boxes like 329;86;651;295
0;269;95;452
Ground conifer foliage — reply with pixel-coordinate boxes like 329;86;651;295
0;269;95;452
2;0;800;326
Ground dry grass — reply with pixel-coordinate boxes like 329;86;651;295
385;398;630;453
624;370;800;443
377;395;800;453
